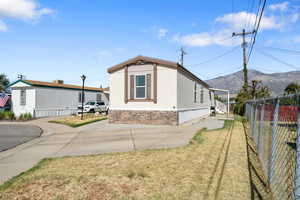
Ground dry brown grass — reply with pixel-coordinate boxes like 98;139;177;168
0;121;250;200
49;114;107;127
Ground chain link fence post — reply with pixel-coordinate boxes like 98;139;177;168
294;95;300;199
253;104;258;142
258;103;265;156
269;98;279;186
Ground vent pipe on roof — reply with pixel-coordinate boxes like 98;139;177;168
53;80;64;84
17;74;25;80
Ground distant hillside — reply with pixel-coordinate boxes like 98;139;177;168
206;69;300;96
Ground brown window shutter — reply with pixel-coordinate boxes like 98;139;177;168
124;66;128;103
153;64;157;103
146;74;151;99
130;75;134;100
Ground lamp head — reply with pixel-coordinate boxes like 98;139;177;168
81;74;86;81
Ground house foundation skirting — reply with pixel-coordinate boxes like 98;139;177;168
108;110;178;125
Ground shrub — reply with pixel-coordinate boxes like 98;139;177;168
19;113;32;121
3;111;15;120
0;111;4;120
24;113;32;120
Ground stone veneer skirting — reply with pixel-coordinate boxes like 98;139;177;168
109;110;178;125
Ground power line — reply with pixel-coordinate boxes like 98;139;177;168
259;46;300;54
247;1;260;61
248;0;257;28
255;48;300;70
188;45;239;67
247;0;264;65
244;0;252;28
248;66;280;73
247;0;267;65
205;66;243;80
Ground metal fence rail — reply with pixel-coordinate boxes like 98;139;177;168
245;94;300;200
33;108;77;118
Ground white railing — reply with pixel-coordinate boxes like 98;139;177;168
34;108;77;118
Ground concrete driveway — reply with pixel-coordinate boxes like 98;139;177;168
0;117;224;184
0;124;42;152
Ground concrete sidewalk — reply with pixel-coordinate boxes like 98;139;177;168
0;117;224;184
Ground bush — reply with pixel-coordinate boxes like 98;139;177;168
19;113;33;121
4;111;15;120
0;111;15;120
233;102;246;116
0;111;4;120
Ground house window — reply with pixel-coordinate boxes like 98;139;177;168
96;93;102;102
135;75;146;99
200;87;204;104
78;92;85;103
20;89;26;106
194;82;197;103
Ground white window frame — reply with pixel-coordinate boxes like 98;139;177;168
96;93;102;102
194;82;197;103
200;87;204;104
20;89;26;106
135;74;147;99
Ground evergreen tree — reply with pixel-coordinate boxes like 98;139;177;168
0;74;9;92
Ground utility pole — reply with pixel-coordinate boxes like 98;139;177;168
180;47;187;66
232;29;255;90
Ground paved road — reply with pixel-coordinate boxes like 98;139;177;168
0;117;224;184
0;125;42;152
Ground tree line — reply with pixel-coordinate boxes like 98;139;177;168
234;80;300;115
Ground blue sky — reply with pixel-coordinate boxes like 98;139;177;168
1;0;300;87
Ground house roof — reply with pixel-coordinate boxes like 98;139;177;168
9;79;108;92
107;55;210;88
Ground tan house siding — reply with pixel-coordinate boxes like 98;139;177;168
108;56;211;125
109;64;177;111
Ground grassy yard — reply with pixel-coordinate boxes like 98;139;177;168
49;114;107;127
0;120;250;200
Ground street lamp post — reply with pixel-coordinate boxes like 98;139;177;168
81;75;86;120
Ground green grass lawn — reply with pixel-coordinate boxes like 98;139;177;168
49;114;107;127
0;120;252;200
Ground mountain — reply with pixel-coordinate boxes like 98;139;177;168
206;69;300;96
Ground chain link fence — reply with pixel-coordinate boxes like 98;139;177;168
245;94;300;200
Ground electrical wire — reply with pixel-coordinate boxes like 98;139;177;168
244;0;252;28
188;45;240;67
255;48;300;70
247;0;267;65
248;0;261;43
259;46;300;54
205;66;243;80
248;0;257;29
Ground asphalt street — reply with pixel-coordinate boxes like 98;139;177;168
0;124;42;152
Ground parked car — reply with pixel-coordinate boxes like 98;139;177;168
78;101;108;114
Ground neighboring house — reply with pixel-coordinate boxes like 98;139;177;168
9;79;109;118
107;55;214;125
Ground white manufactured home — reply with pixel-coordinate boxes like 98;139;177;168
107;56;214;125
9;79;109;118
